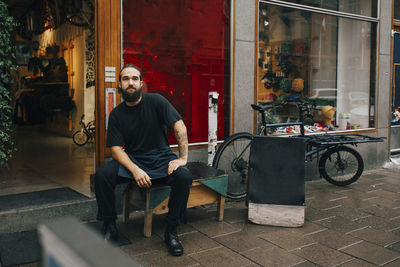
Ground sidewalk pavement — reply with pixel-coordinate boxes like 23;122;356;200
20;166;400;267
114;166;400;267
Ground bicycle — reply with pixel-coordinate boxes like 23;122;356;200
212;101;383;199
65;0;94;28
72;114;95;146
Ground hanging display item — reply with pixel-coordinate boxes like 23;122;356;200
291;78;304;93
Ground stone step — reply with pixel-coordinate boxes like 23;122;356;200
0;198;97;234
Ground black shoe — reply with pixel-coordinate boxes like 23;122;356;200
102;221;119;242
164;230;184;256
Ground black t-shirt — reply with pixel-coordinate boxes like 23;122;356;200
106;93;182;154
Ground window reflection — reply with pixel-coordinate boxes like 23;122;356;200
123;0;231;143
276;0;377;17
258;3;377;132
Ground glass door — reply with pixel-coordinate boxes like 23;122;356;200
391;32;400;153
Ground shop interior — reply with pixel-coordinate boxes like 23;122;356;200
1;0;95;197
257;3;376;135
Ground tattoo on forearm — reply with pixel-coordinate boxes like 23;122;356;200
175;121;188;160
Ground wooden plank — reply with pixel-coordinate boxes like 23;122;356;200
217;196;225;221
151;184;218;215
95;0;105;168
95;0;122;166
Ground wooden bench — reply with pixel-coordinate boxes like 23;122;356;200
122;162;228;237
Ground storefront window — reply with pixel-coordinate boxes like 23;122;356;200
395;0;400;21
393;33;400;126
123;0;231;144
258;2;377;133
275;0;377;17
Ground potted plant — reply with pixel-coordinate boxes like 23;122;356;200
0;1;16;168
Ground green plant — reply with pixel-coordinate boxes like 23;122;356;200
0;1;17;167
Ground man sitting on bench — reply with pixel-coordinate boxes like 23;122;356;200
94;64;192;257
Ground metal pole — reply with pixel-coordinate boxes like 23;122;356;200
208;92;219;165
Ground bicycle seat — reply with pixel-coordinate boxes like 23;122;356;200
251;103;273;112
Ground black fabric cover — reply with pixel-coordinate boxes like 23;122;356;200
249;136;305;206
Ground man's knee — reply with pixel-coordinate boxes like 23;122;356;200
94;160;119;185
174;166;193;186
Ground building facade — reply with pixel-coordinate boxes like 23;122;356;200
94;0;398;178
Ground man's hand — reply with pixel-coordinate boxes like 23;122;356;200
168;158;186;175
132;168;152;188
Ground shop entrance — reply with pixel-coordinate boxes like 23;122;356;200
391;31;400;155
1;0;96;197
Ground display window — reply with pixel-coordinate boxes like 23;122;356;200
122;0;231;144
275;0;377;17
257;1;377;134
395;0;400;21
393;32;400;126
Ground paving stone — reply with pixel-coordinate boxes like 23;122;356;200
306;229;361;250
349;182;389;194
151;214;197;237
306;197;345;210
296;222;327;235
291;243;353;266
305;191;347;202
119;234;165;256
312;215;369;234
368;197;400;209
360;204;400;219
314;205;371;221
348;226;400;247
186;205;212;221
189;246;252;267
352;215;400;232
214;229;271;253
258;229;315;251
339;241;400;266
362;173;388;180
336;258;378;266
333;196;380;209
383;257;400;267
291;261;319;267
377;183;400;194
241;246;305;266
222;206;248;224
364;189;400;200
19;263;41;267
386;241;400;252
391;227;400;237
231;221;280;236
134;250;197;267
305;206;337;222
179;231;221;254
189;218;241;238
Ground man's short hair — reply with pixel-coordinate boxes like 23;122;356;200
118;64;142;82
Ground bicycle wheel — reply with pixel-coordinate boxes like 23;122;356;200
66;0;94;27
212;132;254;199
319;145;364;186
73;130;89;146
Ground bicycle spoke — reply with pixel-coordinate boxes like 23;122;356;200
215;136;251;198
325;151;358;181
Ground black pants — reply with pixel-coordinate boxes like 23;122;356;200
94;159;193;227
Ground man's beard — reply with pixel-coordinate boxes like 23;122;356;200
121;86;142;102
